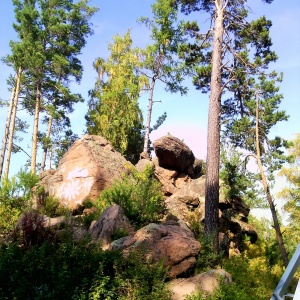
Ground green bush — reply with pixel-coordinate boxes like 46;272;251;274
0;240;172;300
186;253;278;300
195;227;224;272
0;169;39;236
114;251;172;300
96;165;165;228
37;195;70;218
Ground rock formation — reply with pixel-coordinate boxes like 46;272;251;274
37;135;131;210
153;135;195;175
110;221;201;278
34;133;257;287
152;134;257;254
168;269;232;300
89;205;134;250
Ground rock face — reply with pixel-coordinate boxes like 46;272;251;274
151;136;257;255
27;133;261;298
110;221;201;278
89;205;134;250
154;135;195;174
168;269;232;300
38;135;131;210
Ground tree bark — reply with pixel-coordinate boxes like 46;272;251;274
3;68;22;179
204;0;224;252
31;82;41;174
40;115;53;171
0;73;18;180
255;93;289;267
143;77;156;153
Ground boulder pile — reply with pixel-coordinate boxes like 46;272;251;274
34;134;257;296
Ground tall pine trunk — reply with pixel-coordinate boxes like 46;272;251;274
31;82;41;174
40;114;53;171
3;68;22;179
143;77;156;153
0;73;18;180
204;0;224;252
255;94;289;267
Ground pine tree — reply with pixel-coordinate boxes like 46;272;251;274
223;74;289;266
5;0;97;174
0;0;40;179
176;0;276;252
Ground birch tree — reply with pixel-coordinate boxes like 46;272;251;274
139;0;188;153
86;32;147;163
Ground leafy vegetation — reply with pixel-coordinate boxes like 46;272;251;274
0;161;299;299
96;165;165;229
86;31;146;164
0;0;298;299
0;239;172;300
0;168;39;235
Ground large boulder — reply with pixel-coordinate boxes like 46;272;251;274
110;221;201;278
89;205;135;250
152;157;178;195
153;135;195;174
38;135;132;210
164;176;206;226
167;269;232;300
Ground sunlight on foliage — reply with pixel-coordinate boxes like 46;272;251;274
95;165;164;229
0;169;39;236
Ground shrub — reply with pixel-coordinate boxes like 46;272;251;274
12;210;57;249
108;251;172;300
194;225;224;271
37;195;70;218
0;169;39;236
0;240;172;300
96;165;165;228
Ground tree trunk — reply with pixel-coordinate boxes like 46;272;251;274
40;115;53;171
3;68;22;179
31;82;41;174
255;93;289;267
0;72;18;180
204;0;224;252
143;77;156;153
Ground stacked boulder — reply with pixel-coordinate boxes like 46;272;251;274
35;134;257;282
138;135;257;255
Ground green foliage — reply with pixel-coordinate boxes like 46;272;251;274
0;169;39;235
223;73;288;175
187;242;280;300
278;134;300;252
86;31;146;164
111;228;129;241
139;0;189;95
0;241;114;299
196;231;224;271
37;195;70;218
0;239;171;300
220;145;265;209
114;251;172;300
7;0;98;172
96;166;165;229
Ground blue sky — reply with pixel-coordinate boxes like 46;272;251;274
0;0;299;178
